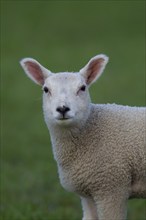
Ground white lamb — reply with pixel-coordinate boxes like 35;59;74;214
20;54;146;220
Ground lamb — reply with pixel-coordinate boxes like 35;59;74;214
20;54;146;220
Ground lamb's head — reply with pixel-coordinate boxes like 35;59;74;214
20;54;108;128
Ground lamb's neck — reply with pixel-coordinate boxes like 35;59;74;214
49;125;84;167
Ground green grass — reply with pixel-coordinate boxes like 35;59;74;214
1;1;145;219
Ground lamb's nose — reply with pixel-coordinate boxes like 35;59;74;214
56;106;70;115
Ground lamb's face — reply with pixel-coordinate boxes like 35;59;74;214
43;72;91;127
20;54;108;128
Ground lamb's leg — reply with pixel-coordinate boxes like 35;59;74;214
95;195;127;220
81;196;98;220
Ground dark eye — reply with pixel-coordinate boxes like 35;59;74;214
80;85;86;91
77;85;86;95
43;86;49;93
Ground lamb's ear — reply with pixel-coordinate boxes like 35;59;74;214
79;54;109;86
20;58;52;85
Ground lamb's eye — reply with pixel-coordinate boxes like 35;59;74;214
77;85;86;95
80;85;86;91
43;86;49;93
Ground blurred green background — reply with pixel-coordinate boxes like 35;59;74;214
1;1;145;220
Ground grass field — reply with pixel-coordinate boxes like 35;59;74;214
1;1;146;220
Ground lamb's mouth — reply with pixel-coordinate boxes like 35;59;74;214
58;117;72;121
55;116;73;122
59;118;70;120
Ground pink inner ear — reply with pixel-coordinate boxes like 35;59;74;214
87;58;104;85
25;61;44;85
